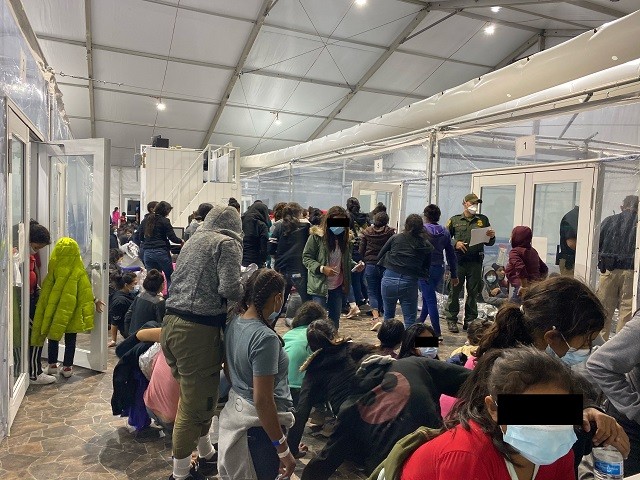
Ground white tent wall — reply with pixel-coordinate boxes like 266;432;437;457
110;167;140;217
0;0;73;441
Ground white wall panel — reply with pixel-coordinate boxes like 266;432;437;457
22;0;85;41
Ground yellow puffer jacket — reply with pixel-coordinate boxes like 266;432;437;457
31;238;95;346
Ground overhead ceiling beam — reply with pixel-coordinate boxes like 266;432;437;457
439;9;542;32
58;81;365;123
307;8;430;141
493;32;542;70
84;0;96;137
398;0;558;7
504;6;593;29
200;0;275;149
544;28;590;37
566;0;625;18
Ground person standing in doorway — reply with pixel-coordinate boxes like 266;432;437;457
557;205;579;277
444;193;495;333
596;195;638;340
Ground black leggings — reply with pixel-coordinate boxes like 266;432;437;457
47;333;77;367
247;426;280;480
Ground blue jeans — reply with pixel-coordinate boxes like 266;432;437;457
364;264;384;312
418;264;445;336
144;248;174;289
381;269;419;327
312;287;344;329
347;270;366;305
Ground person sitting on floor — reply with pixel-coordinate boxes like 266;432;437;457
376;319;405;359
124;269;166;337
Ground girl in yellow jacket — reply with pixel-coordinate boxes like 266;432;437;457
31;237;103;378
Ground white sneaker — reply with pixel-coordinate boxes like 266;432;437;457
61;367;73;378
31;373;57;385
44;364;58;375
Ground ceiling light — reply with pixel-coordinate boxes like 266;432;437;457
156;99;166;111
355;0;367;6
274;112;282;126
611;55;618;61
484;24;496;35
491;6;501;12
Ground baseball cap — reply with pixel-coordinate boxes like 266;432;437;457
464;193;482;204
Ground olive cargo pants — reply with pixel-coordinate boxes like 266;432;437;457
444;261;483;324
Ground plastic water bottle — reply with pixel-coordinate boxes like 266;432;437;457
593;446;624;479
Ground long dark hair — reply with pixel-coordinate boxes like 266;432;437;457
321;206;349;253
239;269;286;329
477;276;605;358
446;346;582;466
398;323;436;358
403;214;427;239
282;202;303;235
145;201;172;238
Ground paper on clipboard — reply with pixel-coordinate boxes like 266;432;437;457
469;227;491;247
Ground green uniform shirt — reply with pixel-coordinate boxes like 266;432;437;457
446;213;495;261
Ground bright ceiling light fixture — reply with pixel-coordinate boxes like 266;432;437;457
156;98;166;111
274;112;282;126
491;6;501;12
484;24;496;35
355;0;367;6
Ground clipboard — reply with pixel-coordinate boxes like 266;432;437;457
469;227;491;247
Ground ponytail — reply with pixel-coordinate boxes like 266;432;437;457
476;303;532;358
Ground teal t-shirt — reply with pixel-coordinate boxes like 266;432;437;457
283;326;309;389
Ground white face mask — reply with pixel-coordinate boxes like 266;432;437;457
467;204;478;214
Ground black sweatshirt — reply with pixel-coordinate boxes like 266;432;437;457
142;215;181;251
269;222;310;274
377;233;433;279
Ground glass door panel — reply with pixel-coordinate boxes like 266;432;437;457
351;181;402;231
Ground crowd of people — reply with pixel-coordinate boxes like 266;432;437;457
26;191;639;480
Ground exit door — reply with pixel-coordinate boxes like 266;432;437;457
471;162;602;285
37;139;111;373
351;181;403;231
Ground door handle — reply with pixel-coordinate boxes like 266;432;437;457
89;262;101;271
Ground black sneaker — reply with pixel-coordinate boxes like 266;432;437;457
462;321;469;331
197;452;218;476
447;321;459;333
169;465;206;480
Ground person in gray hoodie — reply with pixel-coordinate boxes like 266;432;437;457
587;310;640;476
161;205;244;480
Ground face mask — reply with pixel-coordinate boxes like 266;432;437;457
546;330;591;366
486;275;497;283
503;424;577;465
330;226;345;235
29;246;37;255
132;285;140;293
467;204;478;214
418;347;438;359
267;293;284;324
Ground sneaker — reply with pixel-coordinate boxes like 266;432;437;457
463;321;469;331
31;373;57;385
438;336;444;343
370;321;382;332
447;321;459;333
44;364;58;375
169;466;206;480
197;452;218;476
61;367;73;378
346;306;361;319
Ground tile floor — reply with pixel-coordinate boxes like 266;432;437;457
0;315;467;479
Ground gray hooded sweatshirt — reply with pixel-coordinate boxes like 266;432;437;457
166;205;244;326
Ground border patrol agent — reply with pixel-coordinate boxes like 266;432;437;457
444;193;495;333
596;194;638;340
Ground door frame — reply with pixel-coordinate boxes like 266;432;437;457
471;160;602;286
351;181;403;231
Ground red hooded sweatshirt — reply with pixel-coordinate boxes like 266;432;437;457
505;226;548;287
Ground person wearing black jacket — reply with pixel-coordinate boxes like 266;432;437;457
142;201;182;289
133;201;158;264
124;269;166;337
300;346;472;479
346;197;370;317
268;202;311;314
378;214;433;328
241;201;270;267
108;272;138;347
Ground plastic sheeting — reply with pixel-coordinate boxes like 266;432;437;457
110;167;140;214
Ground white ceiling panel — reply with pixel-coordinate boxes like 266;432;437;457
338;91;413;123
94;90;158;126
96;121;154;150
170;9;252;65
58;84;90;117
23;0;86;41
365;52;442;94
215;106;275;139
92;0;175;56
472;6;591;29
209;134;256;153
413;63;490;97
523;3;618;22
39;39;88;85
166;0;264;19
265;116;326;142
578;0;640;14
401;13;487;60
69;117;92;139
93;50;166;92
451;26;535;66
319;119;361;138
269;0;356;38
162;62;232;101
242;138;300;156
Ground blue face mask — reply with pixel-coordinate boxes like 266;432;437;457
418;347;438;359
330;226;345;235
268;292;284;324
546;330;591;366
503;424;577;465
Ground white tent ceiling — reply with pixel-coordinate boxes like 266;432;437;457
20;0;640;166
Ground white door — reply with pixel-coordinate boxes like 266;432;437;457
471;162;600;285
7;107;31;428
38;139;111;372
351;181;403;230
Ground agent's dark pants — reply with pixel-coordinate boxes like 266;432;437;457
444;260;483;324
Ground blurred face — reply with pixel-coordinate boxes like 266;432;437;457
30;242;47;253
496;267;505;280
414;329;435;357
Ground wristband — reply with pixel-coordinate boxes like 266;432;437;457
271;435;286;447
277;446;290;459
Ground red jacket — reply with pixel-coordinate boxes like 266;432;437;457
506;226;548;287
401;421;574;480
